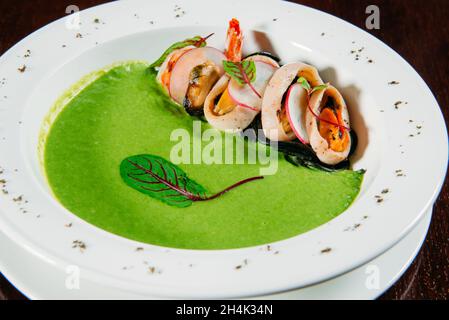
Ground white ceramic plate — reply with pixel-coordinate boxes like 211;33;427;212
0;208;433;300
0;0;447;298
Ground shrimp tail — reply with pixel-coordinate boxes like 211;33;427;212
225;18;243;62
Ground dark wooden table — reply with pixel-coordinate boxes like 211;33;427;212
0;0;448;300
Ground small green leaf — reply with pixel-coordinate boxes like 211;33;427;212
311;84;328;93
223;60;261;98
223;60;257;85
297;76;311;91
242;60;257;83
149;35;209;69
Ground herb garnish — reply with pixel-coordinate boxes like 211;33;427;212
321;247;332;254
149;33;214;69
297;77;350;133
344;223;362;232
72;240;86;252
395;169;405;177
235;259;249;270
222;60;261;98
394;101;404;109
148;266;162;274
120;154;263;208
13;195;23;202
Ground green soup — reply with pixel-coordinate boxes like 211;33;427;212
43;62;363;249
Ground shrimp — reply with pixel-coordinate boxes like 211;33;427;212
204;18;279;132
225;18;243;62
156;19;248;118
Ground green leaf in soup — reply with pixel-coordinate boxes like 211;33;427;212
120;154;264;208
120;154;207;208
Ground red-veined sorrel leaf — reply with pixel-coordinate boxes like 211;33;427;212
120;154;264;208
223;60;261;98
149;33;214;69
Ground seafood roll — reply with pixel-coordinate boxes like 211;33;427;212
154;21;243;116
261;62;323;142
204;54;279;132
168;47;226;115
306;85;351;165
155;42;226;116
156;46;195;93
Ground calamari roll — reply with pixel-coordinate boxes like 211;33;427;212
261;62;323;142
156;46;194;94
204;54;279;132
153;30;226;116
157;45;225;116
306;85;351;165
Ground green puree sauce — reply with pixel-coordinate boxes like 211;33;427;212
44;62;363;249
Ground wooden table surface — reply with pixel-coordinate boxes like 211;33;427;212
0;0;448;300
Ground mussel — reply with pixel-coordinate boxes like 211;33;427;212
306;85;351;165
184;61;221;116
